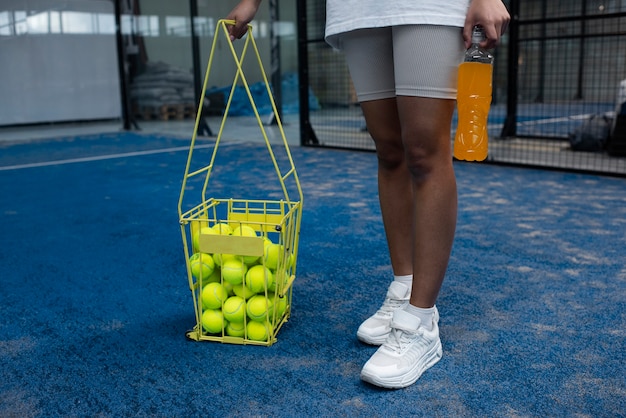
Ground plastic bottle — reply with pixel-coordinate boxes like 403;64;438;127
454;26;494;161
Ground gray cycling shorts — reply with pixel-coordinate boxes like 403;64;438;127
340;25;465;102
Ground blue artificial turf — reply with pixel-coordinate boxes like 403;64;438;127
0;132;625;417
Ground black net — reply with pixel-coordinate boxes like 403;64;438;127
298;0;626;176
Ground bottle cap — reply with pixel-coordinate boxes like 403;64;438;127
472;26;486;44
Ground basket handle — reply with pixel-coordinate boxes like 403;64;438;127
178;20;303;217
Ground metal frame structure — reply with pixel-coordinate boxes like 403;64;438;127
296;0;626;177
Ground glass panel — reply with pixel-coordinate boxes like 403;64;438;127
0;1;121;126
129;1;194;127
193;1;300;123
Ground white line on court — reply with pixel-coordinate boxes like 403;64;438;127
0;144;215;171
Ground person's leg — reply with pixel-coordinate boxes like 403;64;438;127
359;99;413;277
342;28;415;279
359;95;455;388
360;24;462;309
360;25;464;388
359;95;455;314
342;29;418;345
391;24;464;310
395;95;457;309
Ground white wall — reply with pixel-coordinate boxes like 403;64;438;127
0;0;299;126
0;0;121;126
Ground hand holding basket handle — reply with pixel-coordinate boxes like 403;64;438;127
225;0;262;41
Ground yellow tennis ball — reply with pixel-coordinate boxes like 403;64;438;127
201;309;226;334
211;222;232;235
226;321;246;337
271;269;291;293
231;225;261;266
232;284;256;299
273;295;288;320
232;225;257;237
192;227;217;252
243;255;260;267
263;243;284;270
246;295;273;322
246;320;269;341
203;268;221;285
222;280;234;296
190;253;215;280
213;253;237;268
221;257;248;285
245;265;274;294
222;296;246;323
201;282;228;310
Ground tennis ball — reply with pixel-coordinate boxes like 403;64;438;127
226;321;246;337
273;295;288;320
201;282;228;310
192;227;217;252
246;295;273;322
203;268;221;285
190;253;215;280
232;284;256;299
232;225;258;238
268;269;287;293
221;257;248;285
201;309;226;334
222;296;246;323
212;252;237;268
246;320;269;341
245;265;274;294
222;280;234;296
263;243;284;270
232;225;261;266
211;222;232;235
243;255;260;267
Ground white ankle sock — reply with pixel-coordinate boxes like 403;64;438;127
393;274;412;285
403;304;436;331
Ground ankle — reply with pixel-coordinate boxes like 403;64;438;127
393;274;412;286
403;304;436;332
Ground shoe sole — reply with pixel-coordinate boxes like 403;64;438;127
360;340;443;389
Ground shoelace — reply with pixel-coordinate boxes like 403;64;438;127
386;324;423;354
376;294;408;317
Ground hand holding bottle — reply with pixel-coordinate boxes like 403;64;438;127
463;0;511;49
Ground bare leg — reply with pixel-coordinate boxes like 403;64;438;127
360;98;413;277
398;96;457;308
361;96;457;308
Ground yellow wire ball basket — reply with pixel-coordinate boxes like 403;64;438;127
178;20;303;346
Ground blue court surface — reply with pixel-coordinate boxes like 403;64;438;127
1;132;625;417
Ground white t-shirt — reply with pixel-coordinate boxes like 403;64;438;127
325;0;470;49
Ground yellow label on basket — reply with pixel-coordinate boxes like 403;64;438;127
198;234;264;257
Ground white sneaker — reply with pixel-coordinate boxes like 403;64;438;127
356;281;410;345
360;309;442;389
357;281;439;345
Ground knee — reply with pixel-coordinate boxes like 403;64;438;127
402;131;450;182
370;128;405;171
404;146;437;181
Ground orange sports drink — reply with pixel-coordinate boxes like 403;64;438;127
454;61;493;161
454;26;494;162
